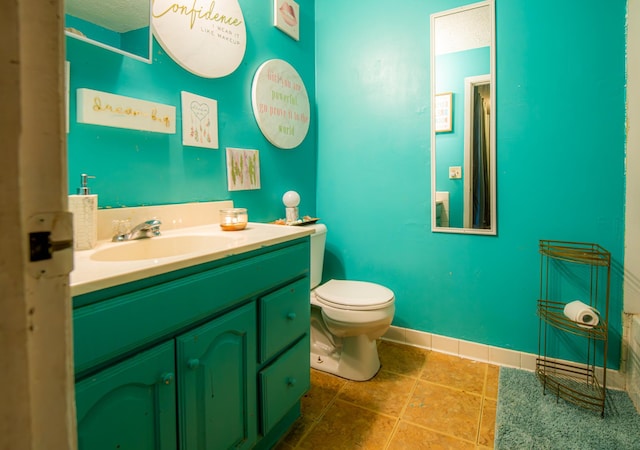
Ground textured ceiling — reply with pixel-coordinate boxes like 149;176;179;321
434;5;491;56
66;0;149;33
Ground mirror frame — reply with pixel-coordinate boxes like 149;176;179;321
430;0;496;235
64;0;153;63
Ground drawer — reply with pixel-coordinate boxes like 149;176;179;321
74;241;309;376
259;335;310;434
259;277;310;363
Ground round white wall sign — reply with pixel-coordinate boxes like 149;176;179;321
251;59;310;149
152;0;246;78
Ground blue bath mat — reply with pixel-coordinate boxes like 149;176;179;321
494;367;640;449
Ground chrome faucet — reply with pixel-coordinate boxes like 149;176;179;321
112;219;162;242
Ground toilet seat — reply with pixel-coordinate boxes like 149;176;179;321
314;280;395;311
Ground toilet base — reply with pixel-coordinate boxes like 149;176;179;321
310;333;381;381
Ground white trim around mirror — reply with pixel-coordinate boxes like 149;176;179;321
430;0;496;235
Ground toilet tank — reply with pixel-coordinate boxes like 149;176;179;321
309;223;327;289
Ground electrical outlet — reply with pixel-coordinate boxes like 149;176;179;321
449;166;462;179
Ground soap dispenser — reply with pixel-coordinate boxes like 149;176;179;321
68;174;98;250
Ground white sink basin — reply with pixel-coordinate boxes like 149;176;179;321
90;235;236;262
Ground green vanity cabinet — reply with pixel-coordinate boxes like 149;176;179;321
177;302;257;450
73;238;311;450
75;340;178;450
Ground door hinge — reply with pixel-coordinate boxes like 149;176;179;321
27;212;74;279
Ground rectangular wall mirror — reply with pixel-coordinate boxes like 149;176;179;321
431;0;496;235
65;0;152;63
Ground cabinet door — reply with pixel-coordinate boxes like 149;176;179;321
75;341;177;450
177;302;257;450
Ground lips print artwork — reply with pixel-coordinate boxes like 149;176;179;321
279;2;298;27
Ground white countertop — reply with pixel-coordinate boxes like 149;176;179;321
70;222;314;297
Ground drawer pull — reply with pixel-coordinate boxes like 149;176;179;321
187;358;200;369
286;377;297;387
161;372;174;385
286;312;297;320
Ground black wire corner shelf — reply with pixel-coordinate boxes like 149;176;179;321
537;239;611;417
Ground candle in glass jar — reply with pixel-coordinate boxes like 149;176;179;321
219;208;248;231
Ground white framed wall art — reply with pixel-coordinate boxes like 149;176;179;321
181;91;218;149
251;59;310;149
152;0;247;78
274;0;300;41
226;148;261;191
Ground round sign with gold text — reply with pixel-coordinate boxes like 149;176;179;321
251;59;310;149
152;0;246;78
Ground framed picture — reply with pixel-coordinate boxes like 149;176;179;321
226;148;261;191
435;92;452;133
181;91;218;149
153;0;247;78
274;0;300;41
76;88;176;134
251;59;310;149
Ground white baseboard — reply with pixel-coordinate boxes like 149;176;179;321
381;325;626;391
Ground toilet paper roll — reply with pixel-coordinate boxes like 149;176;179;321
563;300;600;328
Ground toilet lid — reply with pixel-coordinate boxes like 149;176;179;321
314;280;395;311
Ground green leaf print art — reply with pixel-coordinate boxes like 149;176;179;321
226;148;261;191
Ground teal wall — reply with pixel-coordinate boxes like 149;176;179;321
67;0;628;369
66;0;316;223
316;0;626;368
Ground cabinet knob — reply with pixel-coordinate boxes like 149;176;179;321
161;372;174;385
286;377;297;387
187;358;200;369
286;312;297;320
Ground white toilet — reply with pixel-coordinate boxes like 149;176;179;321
308;224;395;381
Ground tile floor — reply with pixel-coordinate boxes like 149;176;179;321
275;340;499;449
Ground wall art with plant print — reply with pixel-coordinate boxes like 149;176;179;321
226;148;261;191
